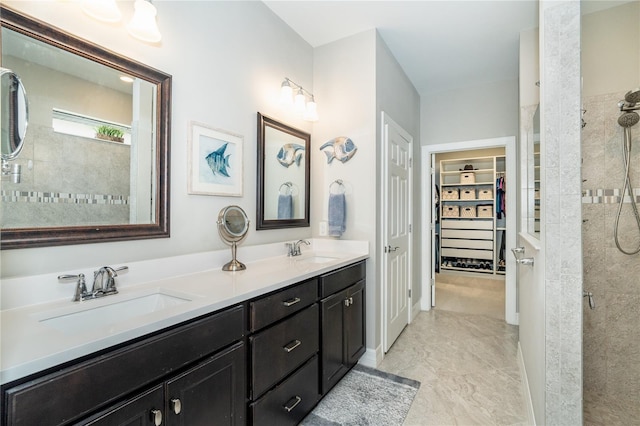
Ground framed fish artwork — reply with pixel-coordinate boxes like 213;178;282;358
188;121;243;196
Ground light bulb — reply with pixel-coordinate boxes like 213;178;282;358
280;79;293;106
127;0;162;43
80;0;122;23
294;88;306;113
303;97;318;122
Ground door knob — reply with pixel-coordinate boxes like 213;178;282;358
516;258;534;266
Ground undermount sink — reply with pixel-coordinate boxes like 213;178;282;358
36;291;193;334
298;255;340;264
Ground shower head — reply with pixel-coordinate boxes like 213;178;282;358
618;111;640;128
625;88;640;104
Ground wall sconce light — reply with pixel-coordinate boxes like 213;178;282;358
80;0;122;23
127;0;162;43
280;77;318;122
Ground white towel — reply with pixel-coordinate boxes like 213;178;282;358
328;193;346;237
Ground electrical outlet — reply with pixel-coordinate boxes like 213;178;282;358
319;221;328;236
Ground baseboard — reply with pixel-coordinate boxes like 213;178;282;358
518;342;536;426
358;345;383;368
411;300;421;321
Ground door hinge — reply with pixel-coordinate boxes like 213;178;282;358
430;167;435;174
408;289;412;298
409;157;413;168
409;224;412;233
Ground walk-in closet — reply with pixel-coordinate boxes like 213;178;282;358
433;147;508;320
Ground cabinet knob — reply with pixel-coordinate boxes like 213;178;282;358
171;398;182;415
150;409;163;426
344;298;350;307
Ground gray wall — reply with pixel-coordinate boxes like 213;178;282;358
421;79;519;146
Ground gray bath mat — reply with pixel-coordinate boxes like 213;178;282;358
301;365;420;426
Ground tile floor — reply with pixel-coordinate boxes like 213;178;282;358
377;274;528;425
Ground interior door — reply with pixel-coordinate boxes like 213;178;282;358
431;153;437;306
382;112;412;353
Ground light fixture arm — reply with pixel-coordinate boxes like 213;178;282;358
283;77;314;99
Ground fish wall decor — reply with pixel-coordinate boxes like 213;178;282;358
277;143;305;168
319;137;357;164
206;142;231;177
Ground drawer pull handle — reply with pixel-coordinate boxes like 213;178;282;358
171;398;182;415
150;409;163;426
283;297;301;307
283;339;301;353
283;396;302;412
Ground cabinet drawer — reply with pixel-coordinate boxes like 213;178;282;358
3;305;245;426
441;219;493;230
250;278;318;332
319;261;365;297
442;238;493;250
441;247;493;260
250;356;319;426
250;304;319;399
441;229;493;240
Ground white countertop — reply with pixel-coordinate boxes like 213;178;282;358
0;239;369;385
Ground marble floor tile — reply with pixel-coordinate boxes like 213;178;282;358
377;310;527;426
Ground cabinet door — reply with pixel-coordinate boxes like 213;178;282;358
81;385;164;426
320;288;349;395
165;342;245;426
345;280;366;367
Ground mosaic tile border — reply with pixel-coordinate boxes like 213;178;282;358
1;190;129;205
582;188;640;204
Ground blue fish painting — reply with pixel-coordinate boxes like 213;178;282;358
205;142;231;177
319;137;357;164
277;143;305;168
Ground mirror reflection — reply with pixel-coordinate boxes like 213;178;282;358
1;67;28;161
257;113;310;230
0;7;171;249
526;104;540;237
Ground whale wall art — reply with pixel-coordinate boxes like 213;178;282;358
188;121;244;196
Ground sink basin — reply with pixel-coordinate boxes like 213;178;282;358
298;255;340;264
36;291;192;334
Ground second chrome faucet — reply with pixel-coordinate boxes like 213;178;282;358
286;239;310;257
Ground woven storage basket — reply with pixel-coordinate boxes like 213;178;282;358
442;206;459;218
442;188;459;200
460;188;476;200
478;189;493;200
460;172;475;184
460;206;476;218
477;205;493;218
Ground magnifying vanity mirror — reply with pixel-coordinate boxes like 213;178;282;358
257;113;310;230
0;6;171;249
1;67;28;162
217;205;249;271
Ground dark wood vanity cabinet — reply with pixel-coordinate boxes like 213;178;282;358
1;305;246;426
319;261;366;395
1;260;367;426
248;279;320;425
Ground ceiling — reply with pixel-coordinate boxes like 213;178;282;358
263;0;539;96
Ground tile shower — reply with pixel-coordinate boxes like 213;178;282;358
581;90;640;423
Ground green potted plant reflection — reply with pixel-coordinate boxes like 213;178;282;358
95;125;125;143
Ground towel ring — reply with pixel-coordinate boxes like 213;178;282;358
329;179;346;194
279;182;299;196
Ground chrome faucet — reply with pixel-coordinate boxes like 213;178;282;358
58;266;128;302
286;239;310;257
92;266;128;296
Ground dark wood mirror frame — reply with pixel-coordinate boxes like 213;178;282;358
256;113;310;230
0;6;171;249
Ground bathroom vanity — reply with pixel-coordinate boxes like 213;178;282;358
0;247;367;426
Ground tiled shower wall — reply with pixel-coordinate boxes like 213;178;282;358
1;123;130;227
582;91;640;414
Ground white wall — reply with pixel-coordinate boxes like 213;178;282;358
1;1;315;278
311;30;379;352
421;79;519;145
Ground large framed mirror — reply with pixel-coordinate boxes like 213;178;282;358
257;113;310;230
0;6;171;249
